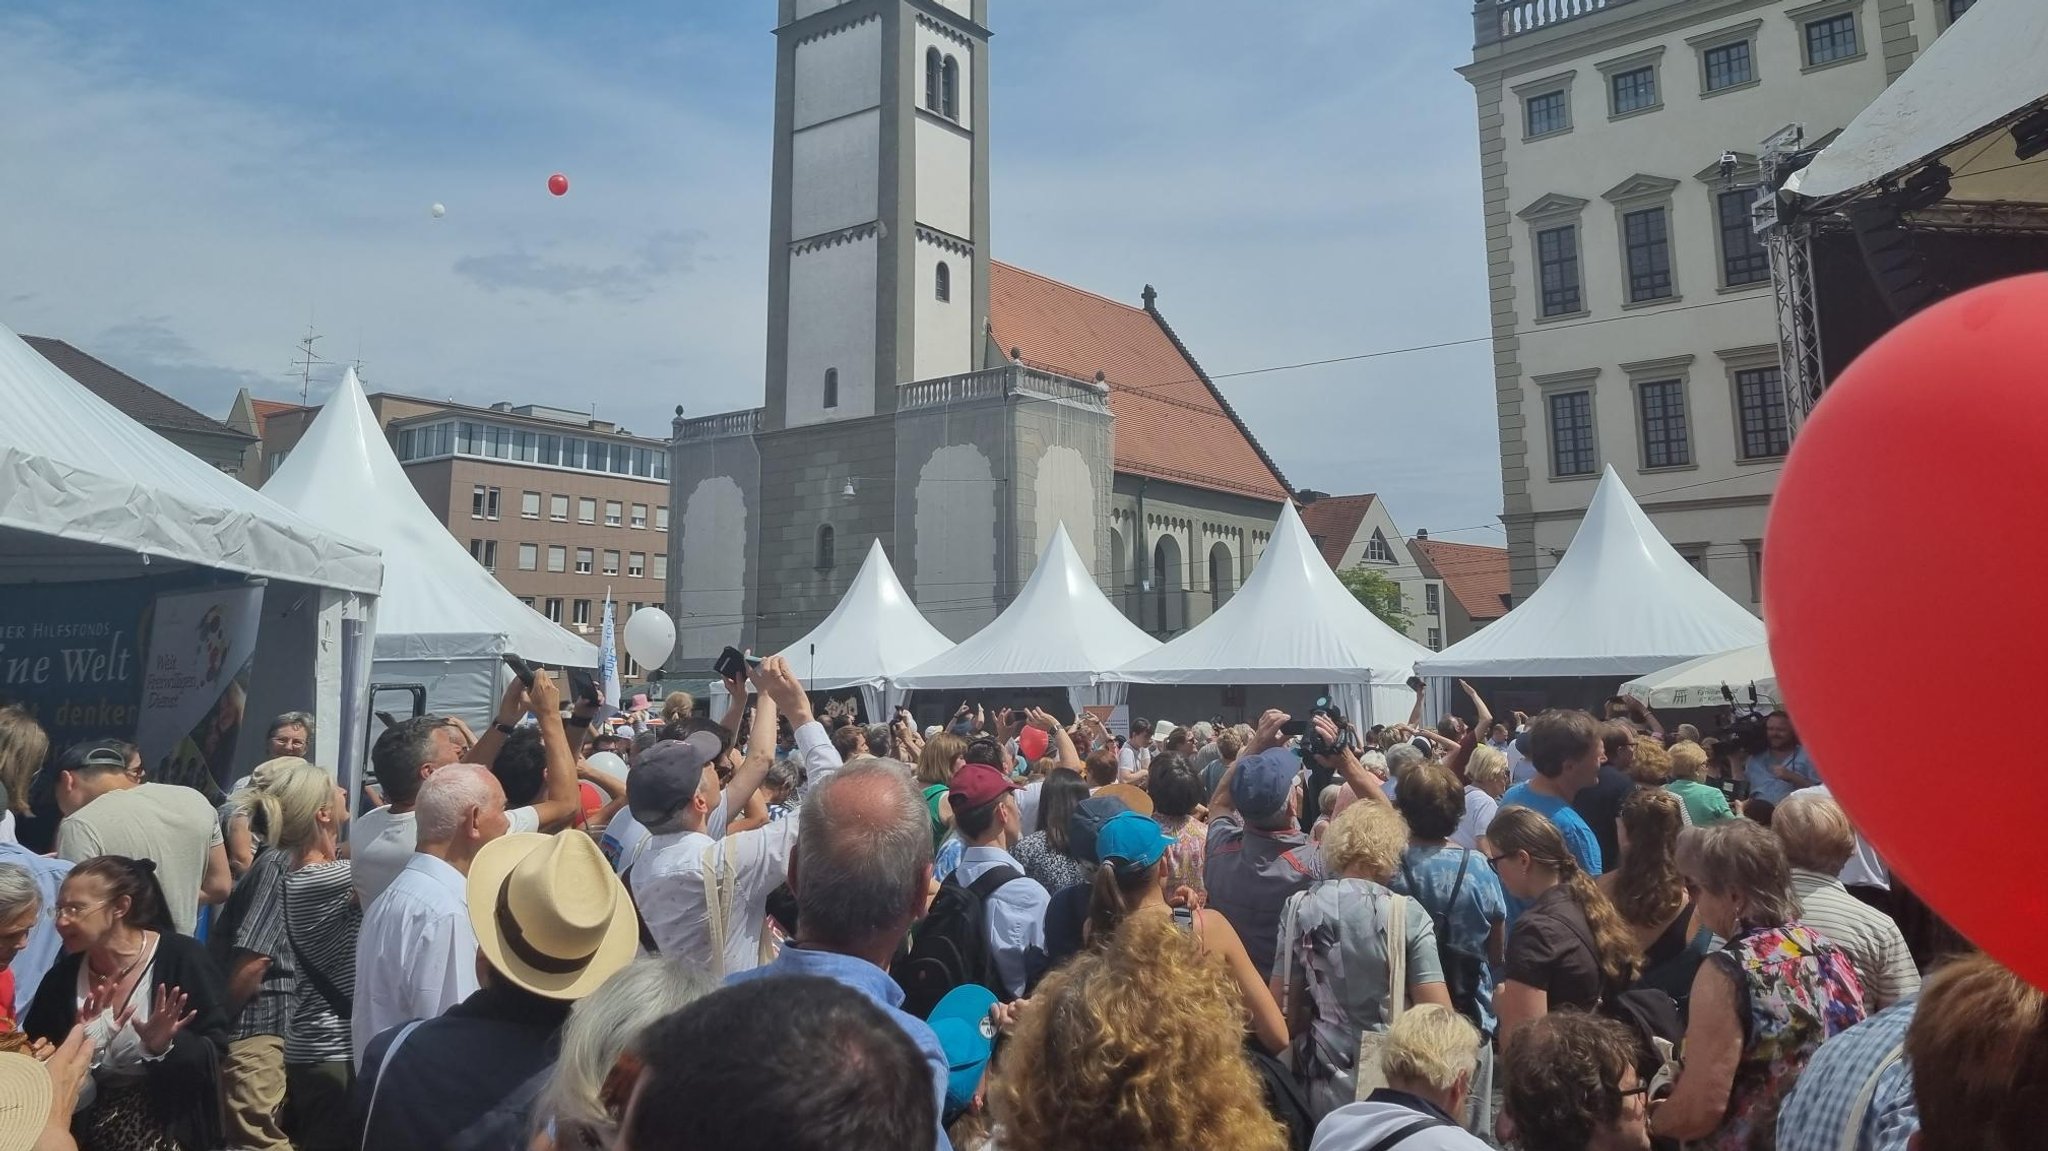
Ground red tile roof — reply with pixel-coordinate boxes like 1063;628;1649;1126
1412;538;1511;621
987;262;1289;502
248;398;303;438
1297;494;1380;570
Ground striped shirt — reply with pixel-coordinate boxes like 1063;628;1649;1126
283;859;360;1063
1774;996;1918;1151
1790;869;1920;1011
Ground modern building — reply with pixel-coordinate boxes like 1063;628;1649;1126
668;0;1290;665
1460;0;1964;608
1409;534;1511;647
28;336;256;477
1296;493;1449;651
238;390;672;673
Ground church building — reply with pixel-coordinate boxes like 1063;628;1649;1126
667;0;1290;665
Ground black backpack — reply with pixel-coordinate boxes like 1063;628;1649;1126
1400;851;1489;1034
893;864;1029;1018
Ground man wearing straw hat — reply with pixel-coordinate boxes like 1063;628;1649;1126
348;830;639;1150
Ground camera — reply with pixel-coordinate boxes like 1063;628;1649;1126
1298;696;1360;760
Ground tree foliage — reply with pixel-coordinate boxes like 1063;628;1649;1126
1337;565;1410;633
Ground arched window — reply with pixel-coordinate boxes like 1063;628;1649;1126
935;261;950;301
823;367;839;409
815;524;836;571
1209;542;1235;613
925;48;942;112
942;55;959;120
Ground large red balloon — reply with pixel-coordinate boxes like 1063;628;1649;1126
548;172;569;197
1766;272;2048;988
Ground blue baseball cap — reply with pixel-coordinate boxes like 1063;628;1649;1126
1231;747;1301;820
1068;795;1131;866
1095;810;1173;871
927;983;999;1116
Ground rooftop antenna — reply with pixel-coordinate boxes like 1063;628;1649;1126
287;324;327;406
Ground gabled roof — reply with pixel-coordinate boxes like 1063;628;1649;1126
987;262;1289;502
1411;538;1511;622
1297;494;1379;569
248;398;303;438
23;336;254;442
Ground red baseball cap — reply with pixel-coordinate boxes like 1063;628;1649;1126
948;762;1022;811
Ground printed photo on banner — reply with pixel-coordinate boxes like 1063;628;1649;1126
135;584;266;800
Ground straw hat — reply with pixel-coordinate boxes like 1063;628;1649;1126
467;831;638;1000
0;1052;51;1151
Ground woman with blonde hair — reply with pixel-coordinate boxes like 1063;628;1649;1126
1625;736;1671;786
1664;740;1736;826
916;732;968;878
1452;743;1510;853
1273;800;1452;1121
1597;788;1711;1006
0;705;47;843
530;957;716;1150
991;913;1288;1151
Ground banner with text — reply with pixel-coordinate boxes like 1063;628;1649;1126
0;580;154;765
135;585;264;800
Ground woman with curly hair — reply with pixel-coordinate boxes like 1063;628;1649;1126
991;912;1288;1151
1597;788;1711;1006
1664;740;1737;827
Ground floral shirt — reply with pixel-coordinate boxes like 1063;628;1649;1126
1156;814;1207;897
1708;920;1868;1151
1010;831;1090;892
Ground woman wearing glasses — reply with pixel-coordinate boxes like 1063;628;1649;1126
24;854;229;1150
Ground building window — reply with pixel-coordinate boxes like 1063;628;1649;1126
1549;390;1598;477
1678;546;1709;574
1624;207;1674;303
1536;225;1581;316
1637;379;1692;469
575;548;594;575
578;497;596;525
602;550;620;577
628;553;645;578
935;261;950;302
1947;0;1975;22
520;491;541;519
517;543;538;571
573;599;592;626
1524;89;1569;137
941;55;959;120
1747;542;1765;603
815;524;835;571
1702;40;1754;91
550;494;569;521
605;501;623;527
471;485;487;519
1610;66;1657;115
1805;12;1859;65
652;554;668;581
1718;189;1771;286
1364;529;1394;564
544;597;563;623
469;539;497;571
630;504;648;530
925;47;941;112
1427;627;1442;651
823;367;839;410
655;505;669;532
547;545;567;573
1735;367;1791;459
1425;585;1441;615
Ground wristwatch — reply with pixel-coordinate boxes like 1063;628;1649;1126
493;722;519;737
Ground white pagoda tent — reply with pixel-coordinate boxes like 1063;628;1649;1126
895;523;1159;712
1621;644;1779;711
766;540;954;719
263;369;597;723
1106;500;1430;724
1418;467;1764;679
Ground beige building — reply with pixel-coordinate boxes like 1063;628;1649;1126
1297;493;1448;651
1462;0;1975;606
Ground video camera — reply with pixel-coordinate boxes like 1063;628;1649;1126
1718;683;1771;756
1297;696;1361;761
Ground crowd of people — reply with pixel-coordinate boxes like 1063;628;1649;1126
0;669;2042;1151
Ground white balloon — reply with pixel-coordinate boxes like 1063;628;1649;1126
430;203;446;218
621;607;676;670
585;751;628;780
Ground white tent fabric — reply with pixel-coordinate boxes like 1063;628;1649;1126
770;540;954;718
1418;467;1764;679
1788;0;2048;204
1106;502;1429;712
263;369;596;718
895;524;1159;692
0;322;381;593
1620;644;1780;711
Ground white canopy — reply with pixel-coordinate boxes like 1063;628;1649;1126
263;369;597;717
1789;0;2048;205
770;540;954;714
1620;644;1779;711
0;321;381;593
1108;501;1428;687
894;524;1159;692
1418;467;1764;679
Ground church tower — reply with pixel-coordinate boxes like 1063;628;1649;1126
763;0;993;430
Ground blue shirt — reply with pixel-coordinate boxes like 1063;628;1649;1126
1748;746;1820;806
1775;995;1918;1151
1388;843;1507;1036
1500;783;1602;874
933;835;965;884
727;946;953;1151
0;842;72;1016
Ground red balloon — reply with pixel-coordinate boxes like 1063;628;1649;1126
1765;272;2048;989
548;172;569;197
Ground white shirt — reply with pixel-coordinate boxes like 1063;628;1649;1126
350;852;478;1066
1015;779;1044;837
954;844;1051;998
1452;785;1499;852
1310;1098;1491;1151
352;803;538;906
632;723;841;976
1791;783;1888;890
1117;742;1153;782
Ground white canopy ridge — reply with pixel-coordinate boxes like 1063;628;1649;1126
1620;643;1779;711
771;539;954;691
894;523;1158;691
1417;466;1764;679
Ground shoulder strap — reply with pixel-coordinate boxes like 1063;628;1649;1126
283;873;352;1018
1836;1039;1907;1151
701;841;734;979
361;1018;428;1151
967;864;1024;900
1387;891;1407;1021
1362;1113;1453;1151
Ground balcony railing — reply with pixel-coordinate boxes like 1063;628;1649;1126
676;408;762;443
1478;0;1639;45
898;364;1111;413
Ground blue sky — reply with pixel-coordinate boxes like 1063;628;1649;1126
1;0;1504;541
